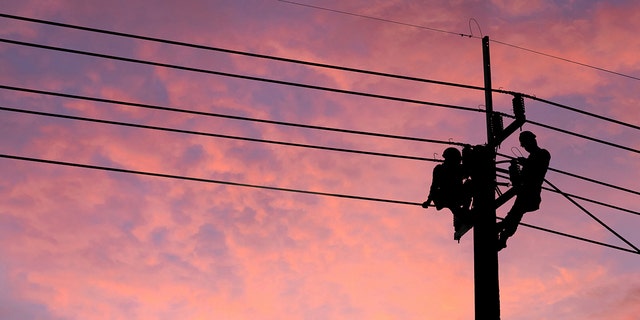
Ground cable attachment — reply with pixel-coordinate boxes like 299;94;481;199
512;93;525;123
491;112;504;143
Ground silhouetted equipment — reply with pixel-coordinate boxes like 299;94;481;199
512;93;525;120
491;93;527;148
490;113;504;143
421;36;545;320
474;35;501;320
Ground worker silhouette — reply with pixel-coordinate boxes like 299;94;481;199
422;147;472;240
497;131;551;251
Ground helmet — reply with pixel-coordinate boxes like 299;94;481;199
442;147;461;161
519;131;536;141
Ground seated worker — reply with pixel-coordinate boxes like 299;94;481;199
497;131;551;251
422;147;472;240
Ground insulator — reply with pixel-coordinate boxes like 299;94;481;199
491;112;504;134
512;94;525;119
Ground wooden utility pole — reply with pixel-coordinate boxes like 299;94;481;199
473;36;501;320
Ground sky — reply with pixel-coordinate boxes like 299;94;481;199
0;0;639;319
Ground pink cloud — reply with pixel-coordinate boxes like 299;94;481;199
0;1;638;319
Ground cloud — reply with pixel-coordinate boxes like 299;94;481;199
0;1;638;319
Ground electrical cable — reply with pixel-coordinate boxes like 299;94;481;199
495;112;639;155
497;171;639;216
544;178;639;253
525;118;639;154
496;217;639;255
0;13;485;92
1;13;638;131
497;153;639;196
0;106;443;163
494;90;640;131
4;104;637;218
0;84;464;147
4;37;638;155
276;0;640;83
540;186;639;217
0;37;483;115
278;0;471;37
4;36;639;155
3;84;636;199
0;152;637;255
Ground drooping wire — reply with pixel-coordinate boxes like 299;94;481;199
1;13;638;131
497;152;639;197
1;152;637;255
276;0;640;83
544;178;639;254
277;0;472;38
3;84;636;198
497;111;639;154
6;104;638;219
3;37;639;155
539;186;639;216
0;13;484;92
0;84;465;147
0;106;443;163
0;38;482;115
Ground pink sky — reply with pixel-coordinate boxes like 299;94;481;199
1;0;639;319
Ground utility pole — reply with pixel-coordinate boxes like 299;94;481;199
473;36;501;320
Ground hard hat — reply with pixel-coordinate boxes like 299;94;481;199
442;147;461;160
519;131;536;141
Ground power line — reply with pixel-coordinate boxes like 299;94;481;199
495;172;639;216
3;37;639;156
545;178;639;254
6;105;637;219
490;39;640;82
0;106;443;163
278;0;470;37
277;0;640;83
496;90;640;132
0;84;463;147
1;13;638;132
497;153;639;197
0;152;637;255
3;84;636;198
495;111;639;154
0;37;483;115
525;118;639;154
0;13;485;92
540;186;639;216
4;104;638;220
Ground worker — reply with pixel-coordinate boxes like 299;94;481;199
423;147;472;240
497;131;551;251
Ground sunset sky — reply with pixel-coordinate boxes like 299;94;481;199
1;0;639;319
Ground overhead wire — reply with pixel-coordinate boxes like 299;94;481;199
495;90;640;131
4;103;638;219
0;84;464;147
276;0;640;83
0;106;443;163
497;152;639;196
495;172;640;216
0;13;485;92
1;152;637;255
0;12;638;256
2;37;638;156
1;13;638;132
544;178;639;253
0;37;483;115
2;84;637;199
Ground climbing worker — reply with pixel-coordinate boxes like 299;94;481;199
497;131;551;251
422;147;472;240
